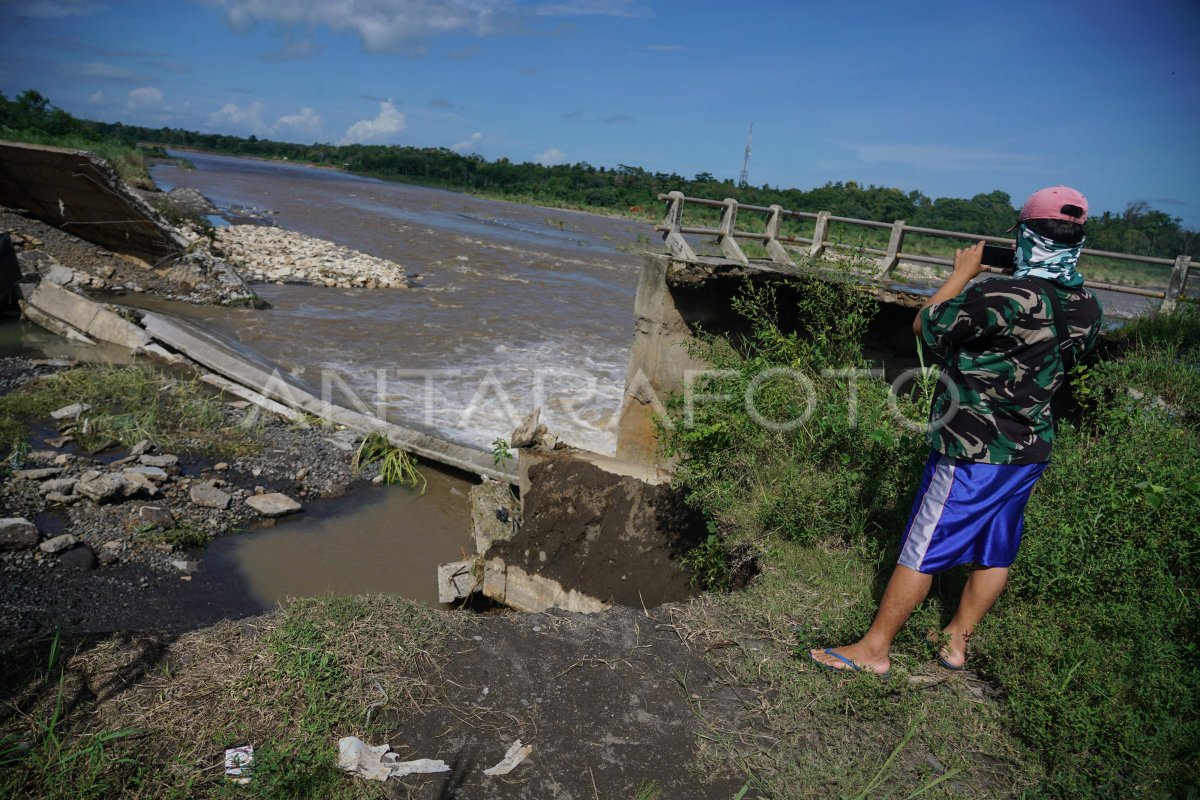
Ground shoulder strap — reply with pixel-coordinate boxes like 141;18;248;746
1030;277;1078;373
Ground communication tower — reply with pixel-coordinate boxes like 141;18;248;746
738;123;753;188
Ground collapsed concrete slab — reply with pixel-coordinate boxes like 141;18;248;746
20;282;150;351
0;141;259;305
0;141;182;265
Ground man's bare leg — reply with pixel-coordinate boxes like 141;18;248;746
810;565;932;674
938;566;1009;667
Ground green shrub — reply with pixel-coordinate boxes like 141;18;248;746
661;269;929;554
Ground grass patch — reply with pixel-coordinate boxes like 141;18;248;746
0;636;140;799
665;275;1200;795
0;364;258;461
152;523;209;551
0;596;449;798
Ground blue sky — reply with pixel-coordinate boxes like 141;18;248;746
2;0;1198;224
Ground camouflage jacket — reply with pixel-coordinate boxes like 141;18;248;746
919;276;1103;465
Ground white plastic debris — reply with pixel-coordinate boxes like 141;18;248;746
224;745;254;784
337;736;450;782
483;740;533;776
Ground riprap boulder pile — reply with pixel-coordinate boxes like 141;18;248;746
214;225;408;288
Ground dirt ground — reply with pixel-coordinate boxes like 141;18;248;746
0;600;755;799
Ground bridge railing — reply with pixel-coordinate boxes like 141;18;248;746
653;191;1194;313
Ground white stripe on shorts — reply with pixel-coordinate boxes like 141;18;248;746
898;455;956;571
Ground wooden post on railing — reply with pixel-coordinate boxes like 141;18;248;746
763;205;794;267
809;211;831;258
717;198;749;264
877;219;906;277
1161;254;1192;313
660;191;696;261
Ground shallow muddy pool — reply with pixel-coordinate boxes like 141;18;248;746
196;466;473;608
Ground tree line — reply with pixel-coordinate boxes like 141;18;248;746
2;89;1195;259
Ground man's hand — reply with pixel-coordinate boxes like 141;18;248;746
952;240;987;279
914;240;989;334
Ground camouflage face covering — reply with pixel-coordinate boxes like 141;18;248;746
1013;223;1085;288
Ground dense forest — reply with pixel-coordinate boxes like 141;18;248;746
2;89;1196;260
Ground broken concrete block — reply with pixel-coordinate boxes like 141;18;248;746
470;479;519;556
510;407;548;449
39;533;77;554
133;505;175;529
438;559;479;604
0;518;39;550
189;482;231;509
38;478;77;496
245;493;302;517
13;467;62;480
50;402;91;420
77;472;140;503
123;465;169;483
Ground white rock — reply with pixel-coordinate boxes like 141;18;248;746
50;402;91;420
245;493;302;517
39;533;77;554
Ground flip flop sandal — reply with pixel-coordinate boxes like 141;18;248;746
809;648;891;679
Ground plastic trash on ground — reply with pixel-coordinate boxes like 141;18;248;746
337;736;451;782
224;745;254;785
483;740;533;776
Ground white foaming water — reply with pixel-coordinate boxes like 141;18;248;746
313;336;627;454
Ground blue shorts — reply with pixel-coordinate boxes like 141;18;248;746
897;452;1047;575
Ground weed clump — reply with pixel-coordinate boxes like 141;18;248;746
352;431;426;493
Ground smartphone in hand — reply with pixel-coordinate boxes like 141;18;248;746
981;243;1015;271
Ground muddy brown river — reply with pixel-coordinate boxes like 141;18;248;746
153;151;648;456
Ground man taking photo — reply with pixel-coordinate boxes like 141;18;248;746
810;186;1104;675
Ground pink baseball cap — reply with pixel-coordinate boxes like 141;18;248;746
1018;185;1088;224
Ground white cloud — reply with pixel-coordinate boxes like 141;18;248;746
452;132;482;153
272;107;322;137
341;101;406;144
535;147;566;166
60;61;137;82
208;101;267;135
645;44;686;52
205;0;646;51
89;90;106;105
15;1;105;17
126;86;164;109
261;38;319;61
839;142;1040;172
206;0;500;52
536;0;644;16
